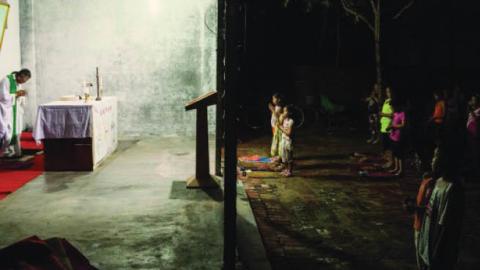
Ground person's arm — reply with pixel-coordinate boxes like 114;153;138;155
430;105;438;122
431;102;445;122
278;120;293;136
16;90;26;97
474;108;480;118
268;102;275;113
392;115;406;129
0;79;13;105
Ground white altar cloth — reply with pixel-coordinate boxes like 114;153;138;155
33;97;118;167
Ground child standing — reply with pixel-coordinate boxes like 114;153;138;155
417;153;464;270
365;84;381;144
388;100;406;176
278;105;294;177
405;171;436;269
467;95;480;176
269;93;284;159
380;87;394;168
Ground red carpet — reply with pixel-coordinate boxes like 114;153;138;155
0;132;44;200
20;132;44;151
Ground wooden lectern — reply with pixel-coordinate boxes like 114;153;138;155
185;91;219;188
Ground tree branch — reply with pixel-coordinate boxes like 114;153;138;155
393;0;415;19
340;0;375;33
370;0;377;15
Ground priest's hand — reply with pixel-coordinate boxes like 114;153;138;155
16;90;27;97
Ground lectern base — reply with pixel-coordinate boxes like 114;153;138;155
186;175;220;189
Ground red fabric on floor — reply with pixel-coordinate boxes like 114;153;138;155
0;132;44;200
21;132;44;151
0;155;44;200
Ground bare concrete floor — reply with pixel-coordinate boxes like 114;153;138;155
0;138;224;270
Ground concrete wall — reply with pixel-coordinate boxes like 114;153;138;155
19;0;217;137
0;0;21;78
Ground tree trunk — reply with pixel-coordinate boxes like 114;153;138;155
336;4;341;67
319;7;329;52
375;36;381;88
374;0;382;89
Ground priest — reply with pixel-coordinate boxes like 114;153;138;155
0;69;31;158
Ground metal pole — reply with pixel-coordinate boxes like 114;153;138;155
216;0;226;177
223;0;242;268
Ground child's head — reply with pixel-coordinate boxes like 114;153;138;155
385;86;392;99
272;93;283;106
284;105;293;118
433;90;443;101
469;94;479;109
422;171;432;180
373;84;381;95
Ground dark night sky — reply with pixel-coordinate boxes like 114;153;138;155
240;0;480;107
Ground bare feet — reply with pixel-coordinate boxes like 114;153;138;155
382;162;393;169
271;163;285;172
270;156;281;163
387;168;398;174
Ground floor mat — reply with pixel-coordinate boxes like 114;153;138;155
238;155;276;173
238;155;272;163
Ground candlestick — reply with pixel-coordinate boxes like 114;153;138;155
95;67;102;101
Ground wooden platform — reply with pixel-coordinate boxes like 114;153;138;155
0;155;35;170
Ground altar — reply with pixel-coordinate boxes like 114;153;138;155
33;97;118;171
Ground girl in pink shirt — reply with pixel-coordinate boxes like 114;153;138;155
389;101;406;176
467;95;480;175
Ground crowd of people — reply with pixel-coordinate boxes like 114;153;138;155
364;83;478;270
365;84;480;177
264;85;477;268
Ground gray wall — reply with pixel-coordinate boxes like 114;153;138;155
19;0;217;137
